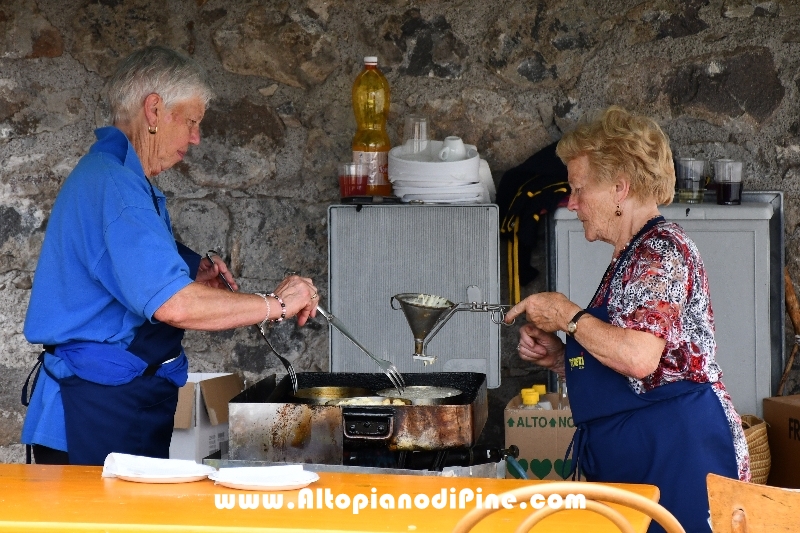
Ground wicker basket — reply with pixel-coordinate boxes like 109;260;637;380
741;414;771;484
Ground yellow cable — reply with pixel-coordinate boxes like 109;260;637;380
507;217;520;304
507;225;515;304
513;222;520;304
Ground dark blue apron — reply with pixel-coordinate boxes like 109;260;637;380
564;216;738;533
56;243;200;465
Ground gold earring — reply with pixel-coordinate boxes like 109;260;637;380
615;205;622;216
148;125;158;134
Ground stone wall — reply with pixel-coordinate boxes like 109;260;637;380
2;0;800;463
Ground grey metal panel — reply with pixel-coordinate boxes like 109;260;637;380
328;204;501;388
548;193;783;417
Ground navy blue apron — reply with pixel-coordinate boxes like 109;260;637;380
56;243;200;465
564;216;738;533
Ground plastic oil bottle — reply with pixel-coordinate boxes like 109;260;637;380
352;56;392;196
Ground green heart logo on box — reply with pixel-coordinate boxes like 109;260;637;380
529;459;552;479
554;458;572;479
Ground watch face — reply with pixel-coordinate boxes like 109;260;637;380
567;322;577;334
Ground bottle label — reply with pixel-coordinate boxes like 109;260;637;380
353;150;389;186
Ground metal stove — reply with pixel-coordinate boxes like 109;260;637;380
228;371;489;471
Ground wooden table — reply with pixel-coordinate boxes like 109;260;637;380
0;465;659;532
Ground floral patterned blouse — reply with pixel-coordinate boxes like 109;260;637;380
590;218;751;482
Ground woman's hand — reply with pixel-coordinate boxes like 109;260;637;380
504;292;582;333
272;275;318;326
197;255;239;292
517;323;565;373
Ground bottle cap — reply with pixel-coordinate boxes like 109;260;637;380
532;384;547;395
364;56;378;65
520;389;540;405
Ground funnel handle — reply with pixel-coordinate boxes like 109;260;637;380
390;296;402;310
420;304;463;355
492;306;515;326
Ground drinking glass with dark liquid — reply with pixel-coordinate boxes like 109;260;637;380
712;159;743;205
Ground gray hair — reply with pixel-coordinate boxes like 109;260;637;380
107;46;214;124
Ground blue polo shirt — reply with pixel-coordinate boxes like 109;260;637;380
21;126;193;450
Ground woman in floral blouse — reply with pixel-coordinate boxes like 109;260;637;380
505;106;749;533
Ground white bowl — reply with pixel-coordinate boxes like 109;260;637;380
388;141;480;183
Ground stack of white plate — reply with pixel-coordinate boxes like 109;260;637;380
388;140;492;204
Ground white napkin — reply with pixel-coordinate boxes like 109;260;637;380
102;452;216;479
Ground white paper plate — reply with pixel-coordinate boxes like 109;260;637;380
391;179;477;188
402;192;483;201
102;453;216;483
409;197;483;205
393;184;485;196
399;195;483;204
388;171;478;182
116;473;211;484
209;466;320;491
210;474;319;491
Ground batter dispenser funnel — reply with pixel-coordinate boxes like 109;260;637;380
391;293;460;363
391;292;515;364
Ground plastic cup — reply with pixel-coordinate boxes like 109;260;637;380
712;159;743;205
403;114;428;155
674;158;706;204
338;163;368;197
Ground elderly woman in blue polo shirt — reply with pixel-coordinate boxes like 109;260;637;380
21;46;319;465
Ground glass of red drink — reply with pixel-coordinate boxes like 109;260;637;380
338;163;368;198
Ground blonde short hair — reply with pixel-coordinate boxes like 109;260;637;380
556;106;675;205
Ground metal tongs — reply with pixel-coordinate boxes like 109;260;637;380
206;252;298;393
316;304;406;394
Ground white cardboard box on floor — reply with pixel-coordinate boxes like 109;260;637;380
169;372;244;462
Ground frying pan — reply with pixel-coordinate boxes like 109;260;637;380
375;385;462;406
292;386;372;405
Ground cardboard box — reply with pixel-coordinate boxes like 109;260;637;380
763;395;800;488
169;372;244;462
504;392;575;480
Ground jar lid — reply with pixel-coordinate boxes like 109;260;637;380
532;384;547;395
364;56;378;64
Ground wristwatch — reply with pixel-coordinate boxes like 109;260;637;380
566;309;588;336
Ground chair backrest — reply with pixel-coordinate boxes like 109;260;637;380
451;481;685;533
707;473;799;532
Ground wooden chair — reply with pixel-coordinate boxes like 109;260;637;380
451;481;685;533
707;473;799;532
